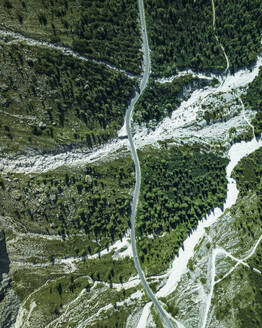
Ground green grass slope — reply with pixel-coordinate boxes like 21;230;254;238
0;156;134;253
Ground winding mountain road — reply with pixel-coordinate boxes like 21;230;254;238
126;0;174;327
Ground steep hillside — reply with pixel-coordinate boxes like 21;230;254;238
0;0;262;327
0;39;136;154
159;146;262;328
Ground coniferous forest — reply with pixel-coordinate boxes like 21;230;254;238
0;0;262;326
0;0;142;74
0;41;136;153
134;75;211;126
137;144;229;273
145;0;262;76
243;67;262;137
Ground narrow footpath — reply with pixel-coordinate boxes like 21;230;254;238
126;0;174;327
211;0;230;73
202;234;262;328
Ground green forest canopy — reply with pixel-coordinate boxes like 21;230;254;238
0;0;142;74
0;41;136;153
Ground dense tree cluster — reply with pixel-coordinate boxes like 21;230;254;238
242;67;262;137
137;144;229;273
230;148;262;248
232;147;262;197
144;0;225;76
76;254;135;285
0;42;136;153
0;157;134;254
215;0;262;71
0;0;142;73
145;0;262;76
134;76;211;126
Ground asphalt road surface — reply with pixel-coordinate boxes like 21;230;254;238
125;0;174;327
